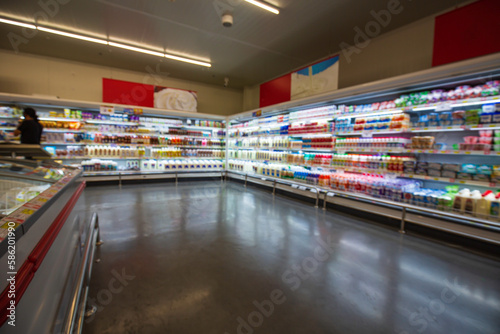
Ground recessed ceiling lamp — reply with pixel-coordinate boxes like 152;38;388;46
244;0;280;14
0;17;211;67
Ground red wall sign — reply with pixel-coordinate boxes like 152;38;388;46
259;74;291;109
432;0;500;67
102;78;155;108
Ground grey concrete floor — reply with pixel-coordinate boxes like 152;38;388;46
80;180;500;334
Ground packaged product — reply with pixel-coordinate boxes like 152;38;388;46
442;170;457;178
480;106;493;124
428;162;442;170
404;167;416;174
427;169;442;177
465;109;480;125
415;168;427;176
461;164;477;174
451;110;465;126
457;172;473;180
453;188;470;213
473;174;490;181
492;104;500;123
438;187;456;211
417;161;429;168
491;166;500;183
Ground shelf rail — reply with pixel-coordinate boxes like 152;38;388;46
62;212;102;334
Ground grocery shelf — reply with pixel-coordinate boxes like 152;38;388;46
52;156;224;160
0;115;19;119
285;147;335;152
84;130;223;139
335;147;405;153
85;119;139;126
139;121;183;127
334;166;497;187
405;149;500;155
410;95;500;111
76;143;219;147
229;133;289;139
229;147;334;152
160;134;222;139
332;96;500;120
410;125;466;132
84;130;157;136
229;158;333;170
403;173;496;188
83;169;225;183
335;130;407;136
335;108;404;119
470;123;500;130
288;132;333;138
289;116;334;124
411;123;500;132
39;117;83;122
228;145;500;156
43;129;85;133
0;126;15;131
50;156;140;160
170;125;223;131
41;142;86;145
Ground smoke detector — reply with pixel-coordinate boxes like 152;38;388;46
222;13;233;28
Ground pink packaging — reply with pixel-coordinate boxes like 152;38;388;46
463;136;479;144
479;130;493;137
479;137;493;144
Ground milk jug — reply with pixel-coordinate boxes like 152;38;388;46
475;190;495;218
464;190;482;215
452;189;470;213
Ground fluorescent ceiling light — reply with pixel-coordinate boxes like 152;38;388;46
164;54;211;67
108;41;164;57
0;17;212;67
244;0;280;14
0;17;36;29
37;26;107;44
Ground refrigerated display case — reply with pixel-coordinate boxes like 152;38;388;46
227;53;500;245
0;151;99;333
0;95;227;182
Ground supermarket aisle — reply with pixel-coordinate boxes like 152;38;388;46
80;180;500;334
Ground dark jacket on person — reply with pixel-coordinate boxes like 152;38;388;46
17;119;43;144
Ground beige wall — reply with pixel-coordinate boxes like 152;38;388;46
243;16;436;111
0;49;243;116
338;17;435;89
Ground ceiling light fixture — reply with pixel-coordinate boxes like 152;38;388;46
0;17;211;68
0;17;36;29
37;26;108;44
164;54;211;67
108;41;165;57
244;0;280;14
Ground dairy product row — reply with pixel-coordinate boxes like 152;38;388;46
227;161;500;219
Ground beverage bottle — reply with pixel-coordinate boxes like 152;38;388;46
476;190;495;218
453;189;470;213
